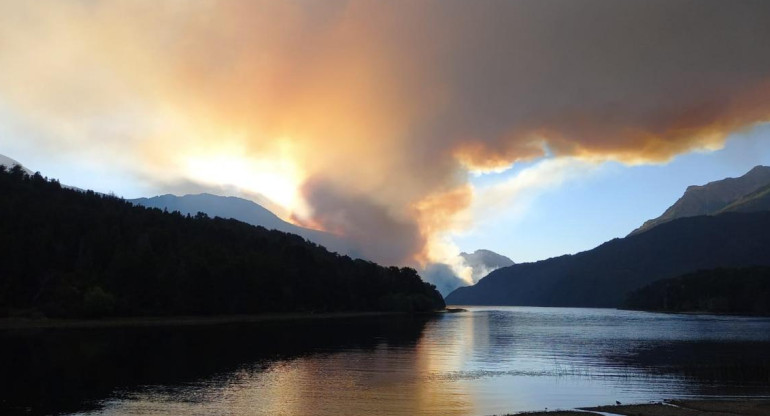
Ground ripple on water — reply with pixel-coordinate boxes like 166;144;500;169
4;307;770;416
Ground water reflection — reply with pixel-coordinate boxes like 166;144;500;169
0;316;436;415
3;307;770;416
83;316;473;416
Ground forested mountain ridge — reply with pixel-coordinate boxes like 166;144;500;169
130;194;514;294
130;193;356;258
0;165;444;318
446;211;770;307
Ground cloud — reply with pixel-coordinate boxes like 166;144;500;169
2;1;770;268
300;178;424;266
420;249;515;296
471;158;601;226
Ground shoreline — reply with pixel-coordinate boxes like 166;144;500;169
621;307;770;318
512;399;770;416
0;310;442;330
451;304;770;318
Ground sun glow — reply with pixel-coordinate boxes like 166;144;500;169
181;148;305;216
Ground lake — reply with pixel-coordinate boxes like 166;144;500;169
3;307;770;415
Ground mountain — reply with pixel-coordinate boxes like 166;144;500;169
130;193;356;258
459;249;515;283
0;154;33;175
0;154;85;192
422;249;515;297
630;165;770;235
446;211;770;307
718;183;770;214
0;156;351;255
130;193;287;230
0;167;444;318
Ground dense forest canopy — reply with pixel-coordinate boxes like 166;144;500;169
624;267;770;315
0;165;444;318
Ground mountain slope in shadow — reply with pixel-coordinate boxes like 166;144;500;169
446;212;770;307
630;165;770;236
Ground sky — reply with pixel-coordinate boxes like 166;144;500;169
2;0;770;286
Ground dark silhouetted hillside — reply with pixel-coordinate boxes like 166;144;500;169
0;166;444;318
446;212;770;307
624;267;770;315
130;193;356;257
0;154;33;175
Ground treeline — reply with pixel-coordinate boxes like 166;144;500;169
624;267;770;315
0;166;444;318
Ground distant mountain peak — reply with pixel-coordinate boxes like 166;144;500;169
459;249;514;265
459;249;515;283
748;165;770;174
630;165;770;236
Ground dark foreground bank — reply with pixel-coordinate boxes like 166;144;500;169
0;309;435;329
624;267;770;315
513;399;770;416
0;165;444;318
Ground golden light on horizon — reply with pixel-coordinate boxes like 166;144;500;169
180;144;307;218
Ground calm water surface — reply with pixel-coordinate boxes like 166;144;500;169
3;307;770;415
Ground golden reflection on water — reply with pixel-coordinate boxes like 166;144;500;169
248;320;477;416
97;316;480;416
83;308;770;416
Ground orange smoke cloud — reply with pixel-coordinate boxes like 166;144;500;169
413;185;473;264
1;0;770;267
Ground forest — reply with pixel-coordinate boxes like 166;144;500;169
0;165;445;318
624;266;770;315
